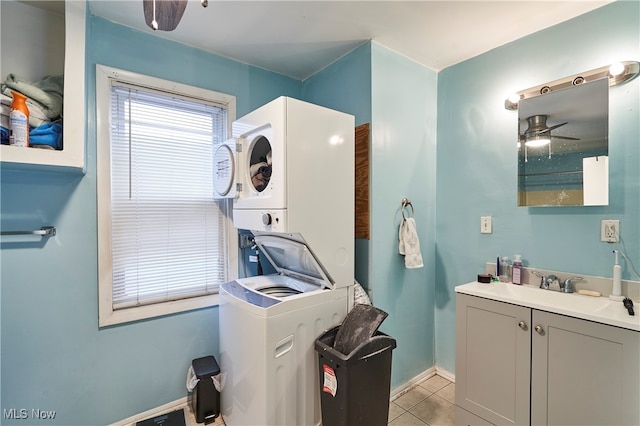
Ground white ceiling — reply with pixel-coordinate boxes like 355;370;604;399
88;0;614;80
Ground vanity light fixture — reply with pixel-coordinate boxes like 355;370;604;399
505;60;639;110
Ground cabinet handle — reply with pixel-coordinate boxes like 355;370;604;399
518;321;527;330
535;325;544;334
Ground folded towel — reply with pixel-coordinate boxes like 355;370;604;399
29;122;63;150
399;217;424;269
1;74;64;120
1;126;9;145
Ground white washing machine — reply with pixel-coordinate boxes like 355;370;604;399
219;234;349;426
215;98;355;426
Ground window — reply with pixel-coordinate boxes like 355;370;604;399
96;65;237;326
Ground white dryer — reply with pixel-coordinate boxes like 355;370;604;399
219;233;349;426
213;96;354;289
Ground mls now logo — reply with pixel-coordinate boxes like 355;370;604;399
4;408;56;420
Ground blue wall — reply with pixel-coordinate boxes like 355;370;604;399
302;42;372;126
370;43;438;387
0;15;300;426
434;1;640;373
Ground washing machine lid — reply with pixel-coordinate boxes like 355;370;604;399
254;234;334;289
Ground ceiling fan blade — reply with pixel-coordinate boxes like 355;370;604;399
143;0;188;31
551;135;580;140
538;122;568;134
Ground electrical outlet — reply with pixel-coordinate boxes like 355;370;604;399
601;220;620;243
481;216;492;234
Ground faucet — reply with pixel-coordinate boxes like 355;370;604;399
531;271;583;293
531;271;559;290
531;271;547;289
560;276;583;293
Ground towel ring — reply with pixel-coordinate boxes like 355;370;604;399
401;198;414;219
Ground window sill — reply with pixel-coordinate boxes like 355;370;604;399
99;293;220;327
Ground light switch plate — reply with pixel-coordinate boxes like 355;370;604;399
481;216;492;234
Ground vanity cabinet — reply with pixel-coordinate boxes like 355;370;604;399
0;0;86;172
455;294;640;425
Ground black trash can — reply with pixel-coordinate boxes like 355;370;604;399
190;356;220;424
315;325;397;426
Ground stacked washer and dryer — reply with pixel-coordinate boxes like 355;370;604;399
214;97;354;426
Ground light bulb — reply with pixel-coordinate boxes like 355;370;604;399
508;93;521;104
609;62;625;77
525;137;550;148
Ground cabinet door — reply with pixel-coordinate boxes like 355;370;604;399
531;310;640;425
456;294;531;425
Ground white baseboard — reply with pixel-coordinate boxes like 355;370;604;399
390;367;436;401
390;366;455;401
111;397;189;426
435;366;455;383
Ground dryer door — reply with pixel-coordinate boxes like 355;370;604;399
213;139;238;199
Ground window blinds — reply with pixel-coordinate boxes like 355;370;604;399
109;82;229;309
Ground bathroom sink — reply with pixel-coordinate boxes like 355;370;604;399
456;281;639;331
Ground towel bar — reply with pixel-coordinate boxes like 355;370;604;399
1;226;56;237
401;198;414;219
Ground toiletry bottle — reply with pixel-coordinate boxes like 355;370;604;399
9;91;29;147
512;255;523;285
499;256;510;282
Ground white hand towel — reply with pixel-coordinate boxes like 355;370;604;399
399;217;424;269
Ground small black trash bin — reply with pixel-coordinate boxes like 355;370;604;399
315;325;396;426
191;356;220;424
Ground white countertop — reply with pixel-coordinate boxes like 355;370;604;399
456;281;640;332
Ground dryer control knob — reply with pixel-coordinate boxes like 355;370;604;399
262;213;272;226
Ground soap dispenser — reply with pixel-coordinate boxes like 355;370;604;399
512;255;523;285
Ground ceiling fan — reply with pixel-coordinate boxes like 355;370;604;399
520;115;580;161
143;0;208;32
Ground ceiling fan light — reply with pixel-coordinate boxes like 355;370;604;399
525;136;551;147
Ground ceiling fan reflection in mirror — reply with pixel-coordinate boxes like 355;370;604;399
520;114;579;161
143;0;208;32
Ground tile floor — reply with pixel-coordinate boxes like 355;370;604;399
388;374;455;426
182;374;455;426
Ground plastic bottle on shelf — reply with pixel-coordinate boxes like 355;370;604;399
9;91;29;147
499;256;510;282
511;255;523;285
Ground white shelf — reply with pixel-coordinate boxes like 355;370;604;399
0;0;86;173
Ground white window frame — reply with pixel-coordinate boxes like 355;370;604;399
96;64;238;326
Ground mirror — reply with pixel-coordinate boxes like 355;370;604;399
517;78;608;206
